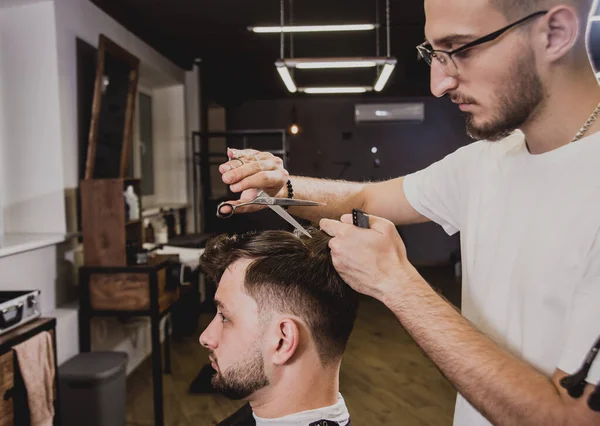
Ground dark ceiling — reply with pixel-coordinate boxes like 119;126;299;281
89;0;431;105
88;0;600;106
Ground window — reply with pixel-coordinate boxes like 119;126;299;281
138;92;154;196
131;92;154;196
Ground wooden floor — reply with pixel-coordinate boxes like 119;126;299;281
126;266;459;426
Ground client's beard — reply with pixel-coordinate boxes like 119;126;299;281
210;346;270;400
462;47;544;142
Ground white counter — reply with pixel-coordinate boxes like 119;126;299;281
0;233;65;258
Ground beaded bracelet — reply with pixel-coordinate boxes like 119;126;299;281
283;180;293;209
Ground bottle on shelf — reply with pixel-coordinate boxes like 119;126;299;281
124;198;130;221
123;185;139;220
144;218;155;243
152;213;168;244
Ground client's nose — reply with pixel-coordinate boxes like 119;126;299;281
199;317;219;349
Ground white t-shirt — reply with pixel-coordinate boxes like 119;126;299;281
253;393;350;426
403;131;600;426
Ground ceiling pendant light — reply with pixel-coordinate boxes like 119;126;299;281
374;62;396;92
297;61;376;69
279;57;393;69
371;0;396;93
248;24;376;33
300;87;372;94
276;65;297;93
267;0;396;94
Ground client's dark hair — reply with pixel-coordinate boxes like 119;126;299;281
200;228;359;365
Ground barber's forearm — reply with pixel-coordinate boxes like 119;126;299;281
280;176;368;223
384;272;569;426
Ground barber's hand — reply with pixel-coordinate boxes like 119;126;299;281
319;213;420;301
218;148;290;215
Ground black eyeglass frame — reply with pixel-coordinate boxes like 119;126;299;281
417;10;548;68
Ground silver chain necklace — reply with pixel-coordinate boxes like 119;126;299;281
571;102;600;143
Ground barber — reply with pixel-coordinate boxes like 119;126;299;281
218;1;600;425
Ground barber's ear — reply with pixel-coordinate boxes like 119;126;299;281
538;6;580;63
270;319;300;366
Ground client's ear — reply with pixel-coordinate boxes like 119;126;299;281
270;318;300;366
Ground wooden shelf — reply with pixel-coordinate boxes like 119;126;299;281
126;219;142;226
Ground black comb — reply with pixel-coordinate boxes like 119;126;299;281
352;209;370;229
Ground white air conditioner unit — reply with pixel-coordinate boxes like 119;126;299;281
355;103;425;123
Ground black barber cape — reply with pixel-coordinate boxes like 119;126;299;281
216;403;352;426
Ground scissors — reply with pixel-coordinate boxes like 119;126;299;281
216;190;325;238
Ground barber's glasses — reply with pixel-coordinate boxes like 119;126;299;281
416;11;548;77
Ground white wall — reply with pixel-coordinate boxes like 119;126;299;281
0;0;48;5
0;1;65;234
185;66;199;231
153;85;188;204
0;27;4;237
209;107;228;198
0;0;73;365
0;0;194;371
52;0;185;190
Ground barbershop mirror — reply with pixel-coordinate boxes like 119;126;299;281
85;34;140;179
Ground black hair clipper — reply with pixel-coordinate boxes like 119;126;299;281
352;209;370;229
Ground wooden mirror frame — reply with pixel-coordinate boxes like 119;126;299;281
84;34;140;179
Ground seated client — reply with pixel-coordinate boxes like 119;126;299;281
199;228;359;426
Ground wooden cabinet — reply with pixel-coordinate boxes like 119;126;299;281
0;318;58;426
87;255;180;314
81;178;143;266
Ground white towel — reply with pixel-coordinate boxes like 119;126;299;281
13;331;55;426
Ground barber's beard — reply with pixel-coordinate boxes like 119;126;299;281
210;345;269;400
463;48;544;141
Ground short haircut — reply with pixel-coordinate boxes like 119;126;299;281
489;0;594;21
200;228;360;365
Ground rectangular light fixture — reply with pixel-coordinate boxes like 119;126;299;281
280;57;391;69
276;66;297;93
297;61;377;69
249;24;376;33
300;87;372;94
374;62;396;92
275;57;397;94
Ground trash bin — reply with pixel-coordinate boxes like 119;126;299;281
58;351;128;426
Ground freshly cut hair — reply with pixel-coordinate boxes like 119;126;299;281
200;228;360;364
